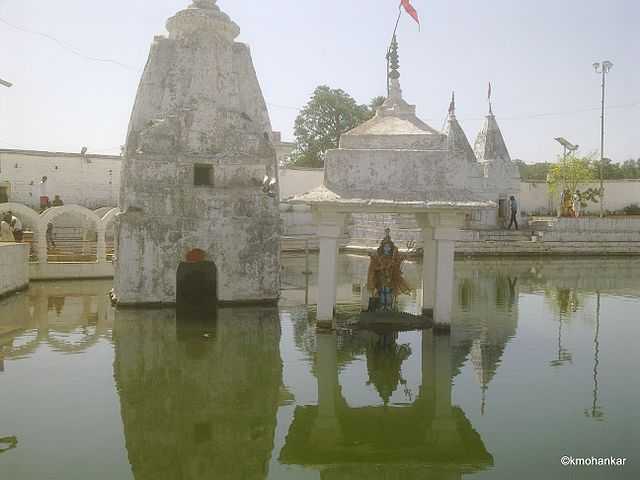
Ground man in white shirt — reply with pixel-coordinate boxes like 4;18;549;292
0;214;14;242
10;213;23;243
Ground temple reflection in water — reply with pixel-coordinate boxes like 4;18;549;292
279;328;494;479
2;256;637;479
113;307;283;480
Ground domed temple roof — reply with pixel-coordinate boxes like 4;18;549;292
340;80;443;151
292;79;492;211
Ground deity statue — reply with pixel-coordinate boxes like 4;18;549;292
366;228;414;311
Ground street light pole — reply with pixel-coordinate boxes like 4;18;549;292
593;61;613;218
0;78;12;88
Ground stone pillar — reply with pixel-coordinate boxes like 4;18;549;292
96;225;106;264
314;209;344;328
433;228;458;330
418;212;464;329
421;227;436;316
360;282;370;312
36;229;47;264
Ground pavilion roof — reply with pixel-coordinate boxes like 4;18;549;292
290;185;495;212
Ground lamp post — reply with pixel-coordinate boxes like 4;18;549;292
554;137;579;161
593;61;613;218
0;78;13;88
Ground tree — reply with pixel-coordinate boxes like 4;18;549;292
517;157;640;181
514;159;552;181
547;153;596;195
620;158;640;178
369;96;386;111
290;86;379;168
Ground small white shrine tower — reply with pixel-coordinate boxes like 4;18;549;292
114;0;280;307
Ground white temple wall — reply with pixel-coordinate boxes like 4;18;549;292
0;243;29;297
0;150;120;209
519;180;640;215
278;167;324;200
325;149;473;196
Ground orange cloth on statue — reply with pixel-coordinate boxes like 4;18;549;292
367;249;412;297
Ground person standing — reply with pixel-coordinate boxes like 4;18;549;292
0;214;15;242
10;214;23;243
39;176;50;212
508;195;519;230
46;222;56;248
573;191;581;218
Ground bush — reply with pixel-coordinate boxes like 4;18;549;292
623;203;640;215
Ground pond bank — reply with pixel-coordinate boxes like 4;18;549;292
0;243;29;299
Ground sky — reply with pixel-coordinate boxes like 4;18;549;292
0;0;638;163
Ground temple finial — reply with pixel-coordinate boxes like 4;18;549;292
190;0;217;8
388;35;400;80
449;91;456;116
385;35;403;102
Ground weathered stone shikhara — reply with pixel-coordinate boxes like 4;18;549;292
292;41;515;328
114;0;280;306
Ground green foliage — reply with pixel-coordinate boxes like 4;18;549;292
575;187;601;208
623;203;640;215
518;157;640;181
547;153;595;195
590;157;640;179
290;86;378;168
514;159;552;181
369;96;387;111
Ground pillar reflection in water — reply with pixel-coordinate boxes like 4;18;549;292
280;328;493;479
113;306;282;480
0;281;113;364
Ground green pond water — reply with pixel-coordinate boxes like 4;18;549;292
1;254;639;479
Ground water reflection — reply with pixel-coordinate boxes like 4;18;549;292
585;292;604;421
0;280;113;365
453;269;520;415
279;329;493;478
365;333;413;405
1;256;640;479
113;307;282;480
0;436;18;454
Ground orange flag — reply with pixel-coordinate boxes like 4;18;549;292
400;0;420;26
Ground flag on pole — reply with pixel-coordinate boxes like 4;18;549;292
400;0;420;26
488;82;493;114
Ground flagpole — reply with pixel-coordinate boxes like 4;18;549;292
387;5;403;96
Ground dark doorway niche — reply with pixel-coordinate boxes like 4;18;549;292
176;260;218;308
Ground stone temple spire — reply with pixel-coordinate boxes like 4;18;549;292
386;35;403;103
444;91;476;163
474;107;511;163
381;35;415;116
190;0;217;8
168;0;239;42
